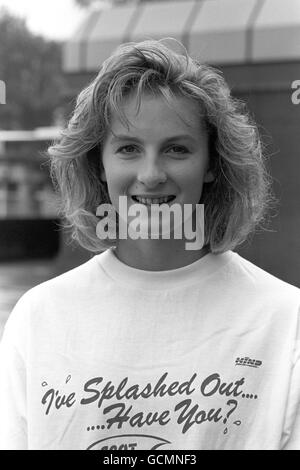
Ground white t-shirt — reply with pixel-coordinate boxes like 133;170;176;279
0;248;299;450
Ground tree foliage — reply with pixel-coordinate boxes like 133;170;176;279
0;9;66;130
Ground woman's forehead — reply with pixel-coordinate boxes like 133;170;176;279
108;91;207;135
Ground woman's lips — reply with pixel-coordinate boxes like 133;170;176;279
131;195;176;205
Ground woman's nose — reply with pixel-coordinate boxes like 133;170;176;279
137;159;167;187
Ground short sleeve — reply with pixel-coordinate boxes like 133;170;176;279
280;310;300;450
0;292;31;450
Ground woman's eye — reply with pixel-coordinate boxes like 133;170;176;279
167;145;189;155
116;145;189;157
117;145;138;154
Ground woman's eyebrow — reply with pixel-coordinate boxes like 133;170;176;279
110;134;197;144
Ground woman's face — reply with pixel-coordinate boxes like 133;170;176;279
101;92;214;218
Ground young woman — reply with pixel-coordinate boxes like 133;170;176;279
0;39;299;450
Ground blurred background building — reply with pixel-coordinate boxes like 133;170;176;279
0;0;300;336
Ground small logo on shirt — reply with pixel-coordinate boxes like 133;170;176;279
235;357;262;368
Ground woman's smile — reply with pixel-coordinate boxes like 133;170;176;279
131;195;176;205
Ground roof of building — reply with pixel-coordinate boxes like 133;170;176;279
63;0;300;73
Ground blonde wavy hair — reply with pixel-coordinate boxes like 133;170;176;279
48;38;273;253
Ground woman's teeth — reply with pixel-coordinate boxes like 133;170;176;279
132;196;175;205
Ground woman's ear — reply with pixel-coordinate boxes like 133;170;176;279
204;169;214;183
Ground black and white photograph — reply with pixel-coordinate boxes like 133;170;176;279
0;0;299;452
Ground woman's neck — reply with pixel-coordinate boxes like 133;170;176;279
115;238;210;271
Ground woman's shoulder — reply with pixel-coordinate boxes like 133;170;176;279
229;251;300;300
13;254;103;312
3;255;102;338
